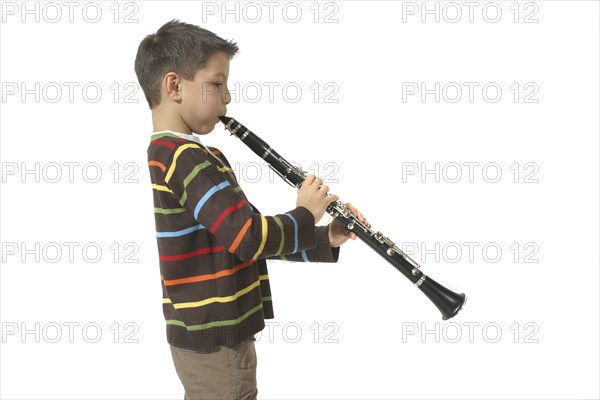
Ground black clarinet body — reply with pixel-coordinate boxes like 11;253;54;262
219;115;466;320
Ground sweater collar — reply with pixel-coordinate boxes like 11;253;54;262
153;130;202;145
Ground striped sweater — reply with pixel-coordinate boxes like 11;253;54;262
148;131;339;352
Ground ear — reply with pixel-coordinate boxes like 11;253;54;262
163;72;182;102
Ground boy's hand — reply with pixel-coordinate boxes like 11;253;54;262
296;174;339;223
328;203;370;247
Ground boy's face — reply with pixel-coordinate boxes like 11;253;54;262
179;51;231;135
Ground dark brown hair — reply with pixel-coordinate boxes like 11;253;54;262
134;19;239;108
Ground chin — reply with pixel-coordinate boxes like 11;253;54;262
198;125;216;135
193;118;219;135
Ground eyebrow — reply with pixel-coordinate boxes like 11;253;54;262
211;73;228;80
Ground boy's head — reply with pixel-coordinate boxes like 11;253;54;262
135;20;238;134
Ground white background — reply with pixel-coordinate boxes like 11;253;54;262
1;1;598;399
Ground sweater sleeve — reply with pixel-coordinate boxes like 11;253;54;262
267;225;339;263
209;147;340;263
211;145;340;264
163;142;317;261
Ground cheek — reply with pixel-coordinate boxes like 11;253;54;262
191;94;218;117
197;91;219;109
207;94;222;109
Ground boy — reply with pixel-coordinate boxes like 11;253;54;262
134;20;368;400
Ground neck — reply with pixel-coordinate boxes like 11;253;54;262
151;106;191;134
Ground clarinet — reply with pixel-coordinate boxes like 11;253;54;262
219;116;467;320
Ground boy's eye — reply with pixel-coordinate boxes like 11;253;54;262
211;82;223;88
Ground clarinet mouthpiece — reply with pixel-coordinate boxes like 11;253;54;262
219;115;232;125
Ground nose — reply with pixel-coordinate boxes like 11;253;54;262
223;86;231;105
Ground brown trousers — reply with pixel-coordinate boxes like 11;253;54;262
169;338;258;400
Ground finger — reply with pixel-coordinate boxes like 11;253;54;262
345;203;363;219
346;203;359;215
347;205;369;226
357;211;367;223
348;205;366;223
305;174;316;184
